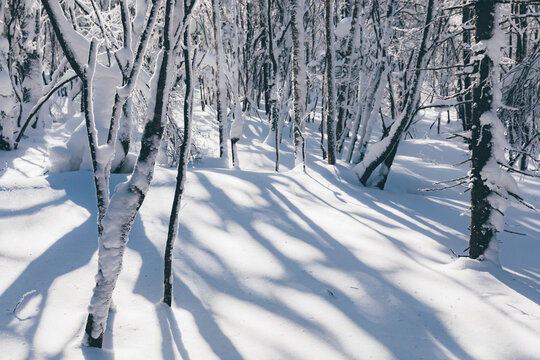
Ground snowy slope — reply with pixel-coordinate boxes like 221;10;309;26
0;108;539;360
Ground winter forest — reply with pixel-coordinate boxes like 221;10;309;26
0;0;539;358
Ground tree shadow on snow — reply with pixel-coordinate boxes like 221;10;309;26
128;212;244;360
146;170;476;359
0;172;101;359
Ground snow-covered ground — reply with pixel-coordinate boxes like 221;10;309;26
0;107;539;360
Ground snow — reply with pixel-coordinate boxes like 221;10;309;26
335;17;352;38
1;105;539;359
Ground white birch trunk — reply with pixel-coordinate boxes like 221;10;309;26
290;0;306;168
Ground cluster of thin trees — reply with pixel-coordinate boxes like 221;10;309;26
0;0;538;347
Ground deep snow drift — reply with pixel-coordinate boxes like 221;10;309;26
0;107;539;360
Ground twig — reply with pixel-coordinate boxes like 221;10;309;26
504;229;527;236
452;158;471;167
508;190;537;211
447;133;471;141
419;181;467;192
12;290;36;314
450;248;468;258
498;161;540;178
434;176;468;185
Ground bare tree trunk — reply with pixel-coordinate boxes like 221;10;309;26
164;12;194;306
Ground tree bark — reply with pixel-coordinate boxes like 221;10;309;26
469;0;496;259
164;15;194;307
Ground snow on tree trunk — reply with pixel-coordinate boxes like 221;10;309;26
469;0;517;260
212;0;230;166
353;0;433;186
82;39;110;234
344;0;394;164
325;0;336;165
290;0;307;168
347;64;388;164
164;10;196;307
230;3;244;168
84;0;177;346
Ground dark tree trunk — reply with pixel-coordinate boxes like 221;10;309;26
469;0;496;259
325;0;336;164
164;21;194;307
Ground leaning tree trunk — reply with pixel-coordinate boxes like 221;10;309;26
354;0;434;186
164;19;194;307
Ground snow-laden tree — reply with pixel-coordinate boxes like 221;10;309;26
0;0;43;150
35;0;197;347
468;0;518;259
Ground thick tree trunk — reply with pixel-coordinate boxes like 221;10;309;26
469;0;496;259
